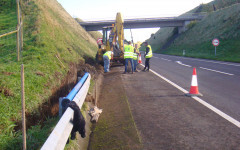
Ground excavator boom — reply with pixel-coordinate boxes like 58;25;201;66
96;13;125;65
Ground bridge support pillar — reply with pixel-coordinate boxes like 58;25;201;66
178;21;191;34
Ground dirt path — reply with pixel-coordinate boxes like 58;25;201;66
121;66;240;150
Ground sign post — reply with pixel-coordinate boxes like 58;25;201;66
97;38;103;45
212;38;220;56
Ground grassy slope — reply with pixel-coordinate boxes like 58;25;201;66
0;1;17;58
0;0;97;149
75;18;102;41
145;0;240;62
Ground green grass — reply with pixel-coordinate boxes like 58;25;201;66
0;1;17;60
145;0;240;62
0;0;98;149
88;80;142;150
161;38;240;62
75;18;102;41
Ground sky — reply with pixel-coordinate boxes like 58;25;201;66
57;0;213;42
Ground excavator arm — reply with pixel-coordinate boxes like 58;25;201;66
96;12;125;65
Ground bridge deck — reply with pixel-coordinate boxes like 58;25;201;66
78;15;204;31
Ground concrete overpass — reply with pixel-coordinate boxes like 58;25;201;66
78;14;205;33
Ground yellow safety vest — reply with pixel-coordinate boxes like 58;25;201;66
135;48;139;54
103;51;112;60
145;45;153;58
133;53;138;60
124;45;133;59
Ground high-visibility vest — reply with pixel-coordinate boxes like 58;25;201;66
145;45;153;58
124;45;133;59
135;48;139;54
133;53;138;60
103;51;112;60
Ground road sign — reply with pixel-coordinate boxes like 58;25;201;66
212;38;219;56
212;38;220;46
97;38;103;45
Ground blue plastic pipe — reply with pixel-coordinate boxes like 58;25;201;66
65;72;89;101
60;72;89;117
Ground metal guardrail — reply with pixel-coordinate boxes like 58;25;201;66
41;73;91;150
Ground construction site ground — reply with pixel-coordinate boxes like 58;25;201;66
88;65;240;150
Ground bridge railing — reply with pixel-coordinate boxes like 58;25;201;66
41;73;91;150
78;13;207;24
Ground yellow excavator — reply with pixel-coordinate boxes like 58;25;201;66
96;12;125;65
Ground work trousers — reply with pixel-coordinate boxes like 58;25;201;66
144;58;150;70
124;58;133;72
133;59;138;71
103;55;110;72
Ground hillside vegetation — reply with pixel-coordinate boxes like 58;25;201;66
75;18;102;41
145;0;240;62
0;0;97;149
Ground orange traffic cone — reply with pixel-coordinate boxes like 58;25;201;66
138;53;142;64
185;67;203;97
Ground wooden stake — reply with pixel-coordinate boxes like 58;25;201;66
0;30;18;38
95;81;97;106
21;20;24;48
17;25;20;61
21;64;26;150
16;0;20;61
55;55;66;68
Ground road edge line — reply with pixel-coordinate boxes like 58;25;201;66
140;64;240;128
199;67;234;76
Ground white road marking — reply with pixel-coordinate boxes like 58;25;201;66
175;61;192;67
140;64;240;128
161;58;172;61
199;67;234;76
157;54;240;67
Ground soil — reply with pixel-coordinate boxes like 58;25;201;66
0;86;14;97
14;57;103;131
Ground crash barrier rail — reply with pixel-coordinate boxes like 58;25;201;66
41;73;91;150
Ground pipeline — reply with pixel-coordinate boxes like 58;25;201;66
41;72;91;150
61;72;89;114
66;73;89;101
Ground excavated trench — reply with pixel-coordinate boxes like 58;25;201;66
14;56;103;131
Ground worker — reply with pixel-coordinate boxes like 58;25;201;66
123;41;134;74
142;41;152;72
103;51;113;73
133;44;139;72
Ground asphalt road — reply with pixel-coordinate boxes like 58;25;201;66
141;53;240;123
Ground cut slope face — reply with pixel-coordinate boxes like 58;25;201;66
0;0;98;149
75;18;102;41
37;0;97;57
145;0;240;62
165;3;240;61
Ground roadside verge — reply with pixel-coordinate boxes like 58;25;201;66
87;66;142;150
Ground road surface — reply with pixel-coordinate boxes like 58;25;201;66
91;57;240;149
142;53;240;122
120;63;240;149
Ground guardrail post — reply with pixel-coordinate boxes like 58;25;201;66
59;97;63;118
